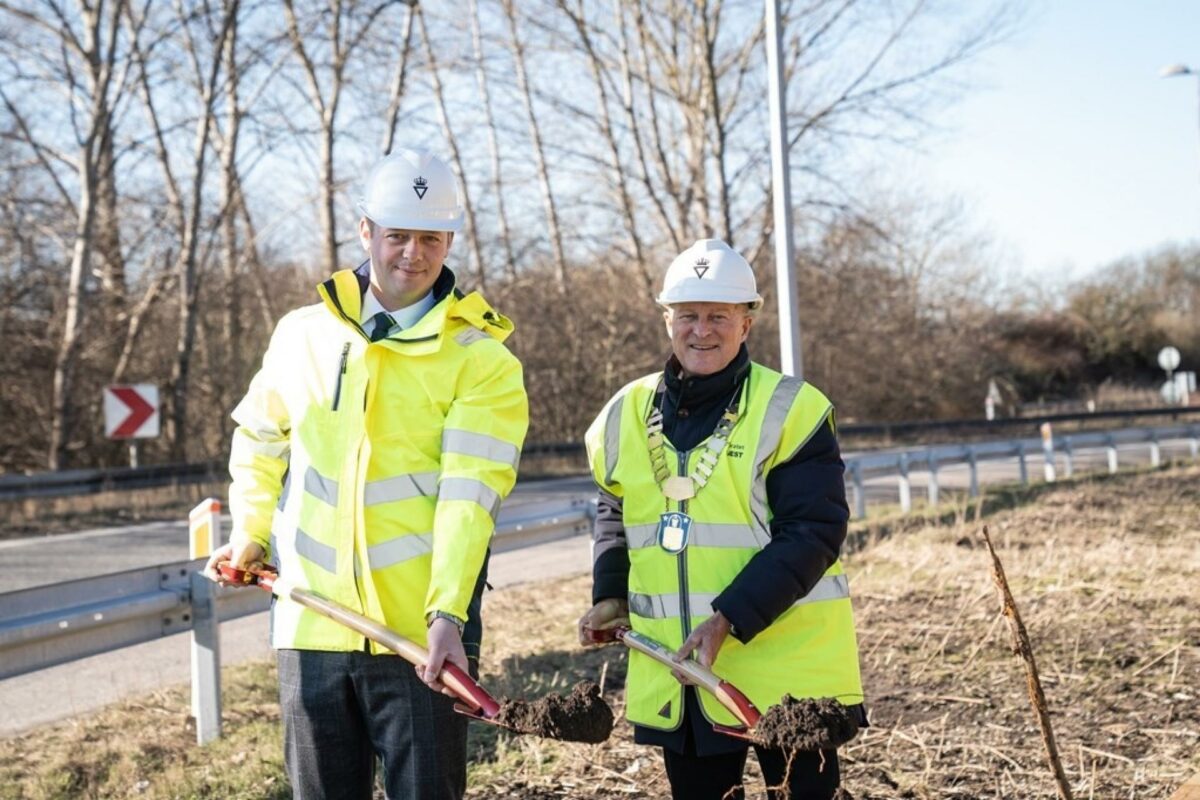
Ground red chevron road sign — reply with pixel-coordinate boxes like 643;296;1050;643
104;384;160;439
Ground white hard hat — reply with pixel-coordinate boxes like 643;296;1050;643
656;238;762;308
357;148;464;232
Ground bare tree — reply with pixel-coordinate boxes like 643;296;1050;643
500;0;568;291
125;0;237;458
282;0;398;275
379;1;416;156
416;4;485;289
0;0;134;468
556;0;652;294
469;0;516;279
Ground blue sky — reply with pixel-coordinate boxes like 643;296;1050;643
902;0;1200;283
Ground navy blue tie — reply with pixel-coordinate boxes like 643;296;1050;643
369;312;395;342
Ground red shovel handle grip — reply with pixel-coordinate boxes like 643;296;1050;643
714;680;762;728
440;663;501;718
217;563;278;592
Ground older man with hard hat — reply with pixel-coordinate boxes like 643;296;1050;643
579;239;866;800
205;148;528;800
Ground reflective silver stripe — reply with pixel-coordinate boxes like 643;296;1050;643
443;429;519;467
603;395;626;486
277;469;292;511
364;471;438;506
455;328;489;347
439;477;502;520
236;428;290;460
628;576;850;620
294;527;337;573
626;523;658;550
800;574;850;604
304;466;339;506
367;533;433;570
628;592;680;619
749;376;806;545
626;522;758;550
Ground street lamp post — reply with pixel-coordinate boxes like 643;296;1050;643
765;0;802;378
1160;63;1200;181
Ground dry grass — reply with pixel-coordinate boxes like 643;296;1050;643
1;465;1198;799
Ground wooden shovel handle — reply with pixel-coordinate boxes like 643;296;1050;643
215;564;502;718
619;628;761;728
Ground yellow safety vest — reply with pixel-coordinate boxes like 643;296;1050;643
229;267;528;653
585;363;864;729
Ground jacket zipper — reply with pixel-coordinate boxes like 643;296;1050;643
676;447;691;643
331;342;350;410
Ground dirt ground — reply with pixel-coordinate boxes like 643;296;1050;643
467;465;1200;799
0;465;1196;799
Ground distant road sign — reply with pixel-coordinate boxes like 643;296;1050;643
104;384;160;439
1158;346;1181;372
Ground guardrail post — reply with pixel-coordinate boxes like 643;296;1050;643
1149;432;1161;468
1062;438;1074;479
189;498;223;744
966;446;979;498
897;453;911;514
1106;434;1119;474
849;461;866;520
1016;441;1028;486
926;452;939;508
1040;422;1056;483
189;571;222;744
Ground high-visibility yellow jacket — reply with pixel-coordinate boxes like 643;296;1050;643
585;363;863;729
229;265;528;653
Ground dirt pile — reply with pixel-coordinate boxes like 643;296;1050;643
754;695;860;751
494;681;614;744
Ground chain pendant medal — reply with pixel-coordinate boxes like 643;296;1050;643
661;475;696;501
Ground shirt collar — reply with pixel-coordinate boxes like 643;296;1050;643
360;286;437;330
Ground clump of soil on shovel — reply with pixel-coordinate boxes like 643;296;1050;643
754;696;859;751
494;681;614;744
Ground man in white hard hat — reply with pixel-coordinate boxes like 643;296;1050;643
206;148;528;799
578;239;866;799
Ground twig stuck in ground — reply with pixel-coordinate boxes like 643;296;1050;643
981;524;1075;800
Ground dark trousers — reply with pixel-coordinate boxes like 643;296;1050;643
661;717;840;800
277;649;468;800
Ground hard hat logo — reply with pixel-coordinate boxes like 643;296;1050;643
413;176;428;199
657;238;763;309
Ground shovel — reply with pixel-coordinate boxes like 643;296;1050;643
217;563;504;726
584;624;762;741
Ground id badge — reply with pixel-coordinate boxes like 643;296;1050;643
656;511;692;554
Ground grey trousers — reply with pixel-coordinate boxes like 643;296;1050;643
277;649;468;800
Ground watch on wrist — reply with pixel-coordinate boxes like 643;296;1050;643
426;610;465;635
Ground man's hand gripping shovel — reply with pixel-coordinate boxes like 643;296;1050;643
217;563;506;728
583;624;763;742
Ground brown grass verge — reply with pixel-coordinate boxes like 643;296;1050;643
1;465;1197;798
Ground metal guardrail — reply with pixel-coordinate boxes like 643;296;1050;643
5;422;1199;681
841;423;1200;519
0;501;593;683
4;406;1199;502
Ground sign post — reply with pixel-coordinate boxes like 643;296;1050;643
103;384;160;466
1158;346;1182;406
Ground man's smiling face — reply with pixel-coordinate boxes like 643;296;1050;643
663;301;753;377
